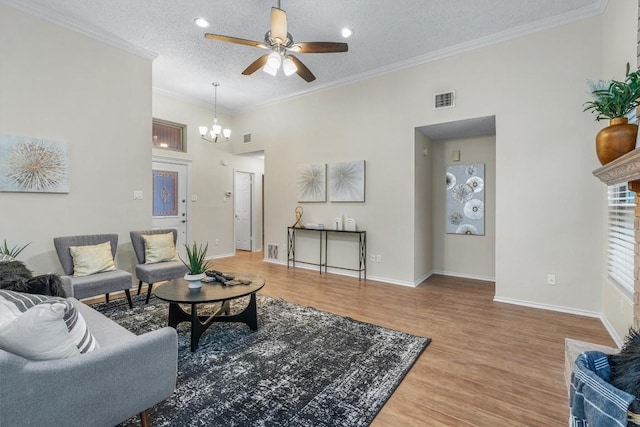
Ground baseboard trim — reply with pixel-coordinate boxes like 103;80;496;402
493;296;602;318
262;259;417;287
208;253;235;260
414;271;434;286
599;315;623;348
494;297;622;347
432;270;495;282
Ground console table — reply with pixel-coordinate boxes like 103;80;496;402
287;227;367;280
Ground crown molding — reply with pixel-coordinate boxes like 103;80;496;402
232;0;608;115
1;0;157;61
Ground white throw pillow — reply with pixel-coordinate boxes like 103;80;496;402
143;232;178;264
0;303;81;360
69;241;116;277
0;290;99;353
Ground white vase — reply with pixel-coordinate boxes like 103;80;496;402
184;273;205;289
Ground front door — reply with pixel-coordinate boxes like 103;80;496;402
234;171;252;251
151;159;189;258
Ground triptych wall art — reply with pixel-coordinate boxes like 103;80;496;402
446;163;485;235
0;134;70;193
296;160;365;203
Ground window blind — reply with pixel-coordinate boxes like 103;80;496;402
607;183;635;293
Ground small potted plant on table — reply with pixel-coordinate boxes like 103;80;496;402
584;62;640;165
181;241;211;289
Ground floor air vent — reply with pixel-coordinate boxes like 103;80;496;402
267;244;278;260
434;91;455;110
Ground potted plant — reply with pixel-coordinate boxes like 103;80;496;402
0;239;31;262
584;63;640;165
180;241;211;289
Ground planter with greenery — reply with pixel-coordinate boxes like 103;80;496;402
585;63;640;165
180;241;212;289
0;239;31;262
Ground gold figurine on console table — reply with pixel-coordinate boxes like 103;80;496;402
292;206;305;228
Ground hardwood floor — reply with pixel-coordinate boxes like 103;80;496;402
105;251;616;426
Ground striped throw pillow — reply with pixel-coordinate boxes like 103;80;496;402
0;290;99;353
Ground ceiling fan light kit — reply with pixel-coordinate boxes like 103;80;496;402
204;1;348;83
193;18;210;28
200;82;231;143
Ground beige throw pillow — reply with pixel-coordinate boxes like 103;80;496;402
143;232;178;264
69;241;116;277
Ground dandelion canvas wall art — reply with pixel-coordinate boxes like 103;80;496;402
0;134;70;193
446;163;484;235
329;160;365;202
296;163;326;202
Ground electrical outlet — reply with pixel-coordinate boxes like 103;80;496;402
370;254;375;262
547;274;556;286
215;239;220;246
133;190;143;200
376;254;382;263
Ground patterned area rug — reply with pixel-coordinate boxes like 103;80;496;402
94;294;430;427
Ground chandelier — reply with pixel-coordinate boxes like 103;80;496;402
199;82;231;143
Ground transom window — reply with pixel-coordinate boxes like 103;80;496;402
152;119;186;152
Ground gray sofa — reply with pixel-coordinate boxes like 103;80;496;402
0;297;178;427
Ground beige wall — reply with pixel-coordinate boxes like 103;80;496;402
599;0;638;344
2;1;633;330
152;92;264;257
0;5;152;279
234;16;606;310
414;131;433;282
431;135;496;280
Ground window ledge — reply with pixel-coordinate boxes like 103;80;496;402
593;148;640;186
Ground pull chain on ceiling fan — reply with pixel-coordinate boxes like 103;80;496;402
204;1;348;82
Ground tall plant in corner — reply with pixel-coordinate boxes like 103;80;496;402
584;62;640;165
180;241;211;289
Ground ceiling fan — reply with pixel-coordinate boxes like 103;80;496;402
204;1;348;82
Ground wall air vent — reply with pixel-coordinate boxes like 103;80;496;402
243;133;252;144
434;91;455;110
267;244;278;260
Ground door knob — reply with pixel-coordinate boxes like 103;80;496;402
181;220;186;223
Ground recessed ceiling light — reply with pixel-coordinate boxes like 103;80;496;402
341;28;353;38
194;18;210;28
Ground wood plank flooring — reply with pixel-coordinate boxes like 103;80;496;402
105;251;616;426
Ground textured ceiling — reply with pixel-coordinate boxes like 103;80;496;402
6;0;602;114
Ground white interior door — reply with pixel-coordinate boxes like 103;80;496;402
235;171;252;251
151;159;189;258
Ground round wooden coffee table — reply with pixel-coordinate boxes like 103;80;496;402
154;273;265;352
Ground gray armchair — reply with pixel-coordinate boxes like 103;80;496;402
53;234;133;308
130;229;188;304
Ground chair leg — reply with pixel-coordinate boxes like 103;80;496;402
139;410;150;427
105;293;109;303
137;280;143;295
124;289;133;309
145;283;154;304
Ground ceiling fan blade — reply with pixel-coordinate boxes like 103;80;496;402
289;42;348;53
270;7;288;43
242;54;270;75
288;55;316;82
205;33;269;49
